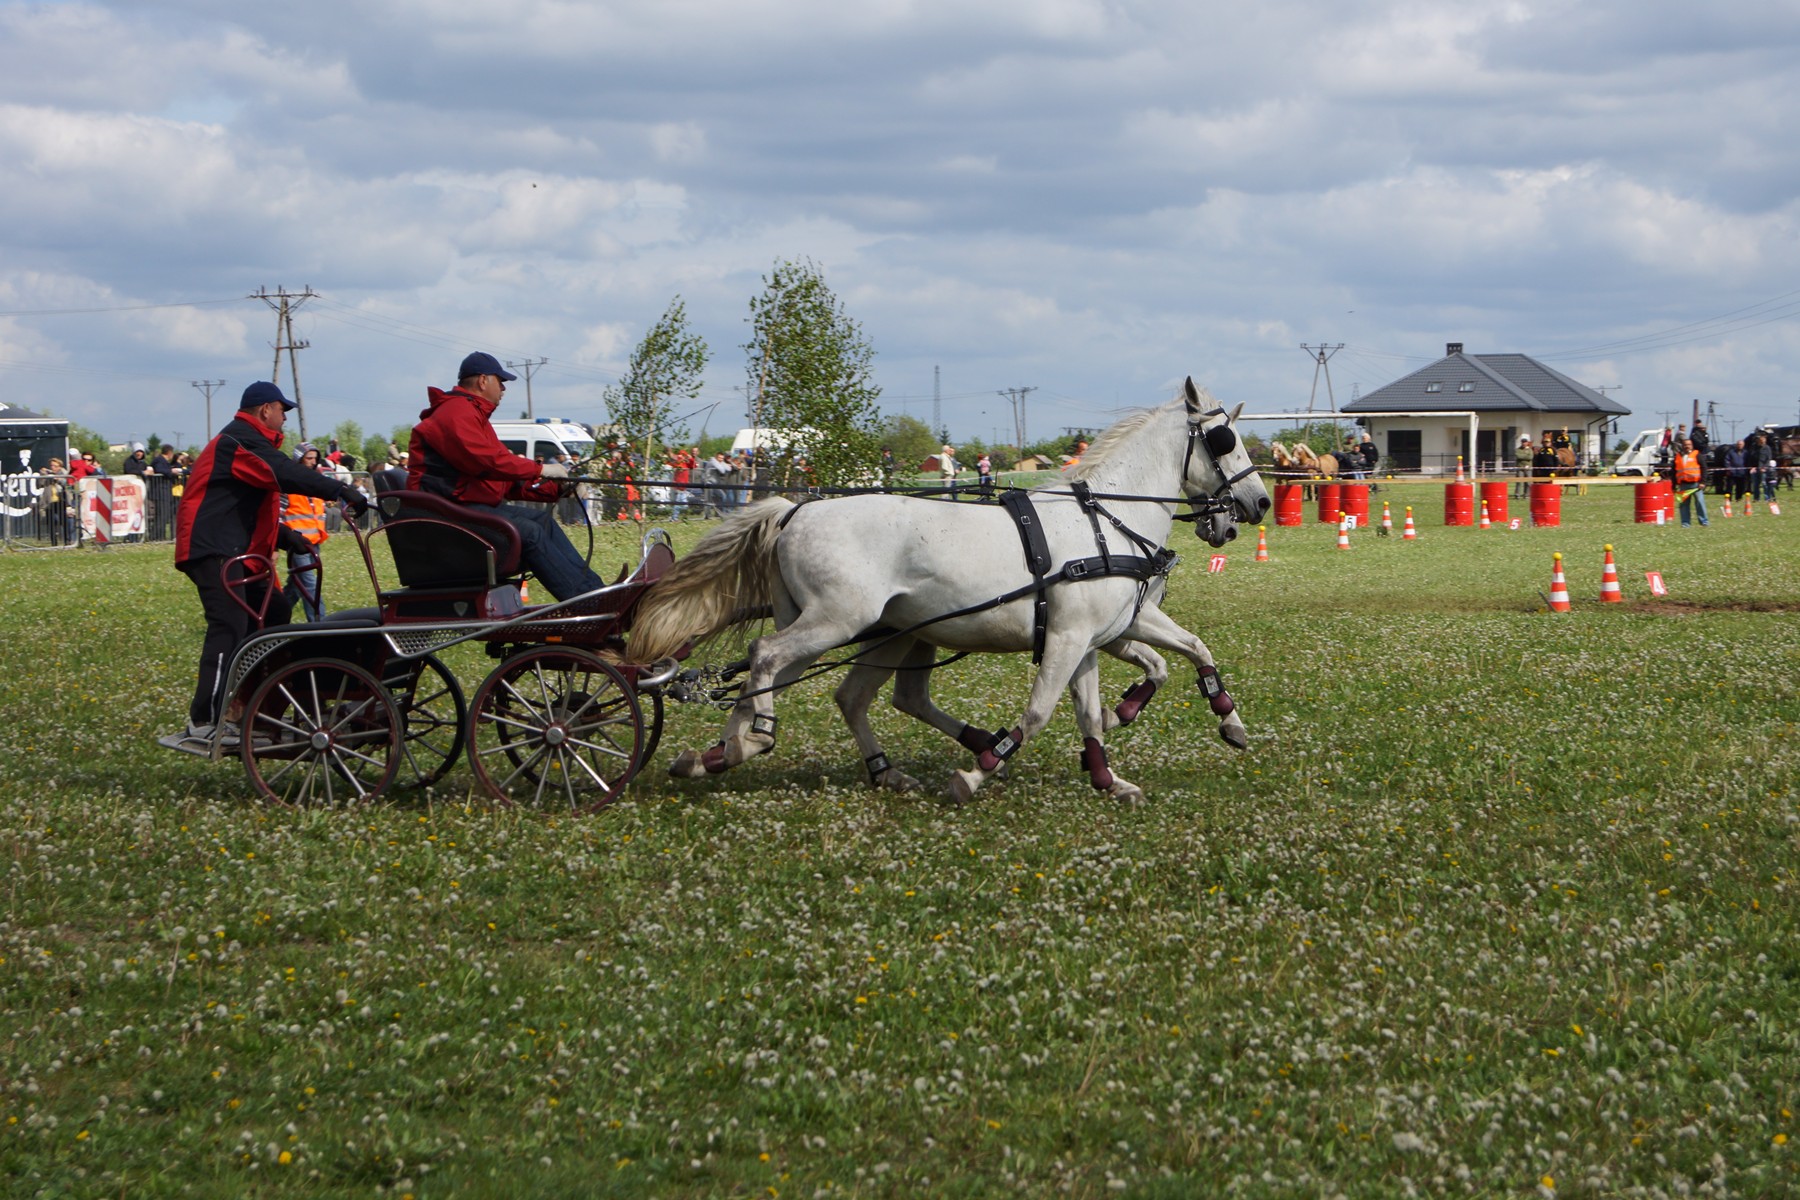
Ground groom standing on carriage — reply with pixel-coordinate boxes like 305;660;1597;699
406;352;605;601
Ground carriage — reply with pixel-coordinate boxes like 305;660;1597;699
158;490;682;810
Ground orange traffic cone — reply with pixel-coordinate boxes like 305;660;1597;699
1455;456;1466;484
1402;506;1417;540
1745;498;1754;517
1254;526;1270;561
1548;553;1571;612
1336;511;1350;550
1381;501;1393;533
1771;499;1783;516
1479;500;1491;531
1722;496;1732;519
1599;544;1622;603
520;579;532;605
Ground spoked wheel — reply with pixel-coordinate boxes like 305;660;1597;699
639;686;666;767
467;647;644;811
240;658;400;807
382;654;467;791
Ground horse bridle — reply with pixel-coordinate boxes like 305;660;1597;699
1179;406;1259;519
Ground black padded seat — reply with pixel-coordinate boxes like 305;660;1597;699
377;490;522;588
303;606;382;629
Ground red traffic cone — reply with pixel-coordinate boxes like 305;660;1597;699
1548;552;1571;612
1381;501;1393;532
1402;506;1417;540
1255;525;1269;561
1455;456;1466;484
1337;511;1350;550
1479;500;1491;531
1599;544;1622;603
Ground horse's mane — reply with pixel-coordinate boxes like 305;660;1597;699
1063;403;1172;483
1291;443;1320;469
1270;441;1292;467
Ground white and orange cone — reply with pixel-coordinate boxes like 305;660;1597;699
1722;496;1733;519
1745;498;1755;517
1402;506;1417;540
1336;511;1350;550
1381;500;1393;532
1771;499;1782;516
520;579;532;605
1455;456;1466;484
1599;544;1622;603
1548;552;1571;612
1255;525;1269;562
1479;500;1491;531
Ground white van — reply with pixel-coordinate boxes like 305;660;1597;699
1611;428;1668;476
490;419;596;466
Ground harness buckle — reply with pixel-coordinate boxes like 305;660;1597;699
1064;559;1091;580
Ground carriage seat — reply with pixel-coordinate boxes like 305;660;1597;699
376;490;526;622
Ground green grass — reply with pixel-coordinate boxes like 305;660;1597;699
0;483;1796;1198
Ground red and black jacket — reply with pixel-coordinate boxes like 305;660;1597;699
174;413;353;567
406;386;559;506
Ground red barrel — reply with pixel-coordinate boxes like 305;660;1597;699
1444;481;1473;526
1338;483;1370;528
1529;482;1562;527
1273;483;1305;527
1634;479;1668;523
1479;481;1509;525
1315;482;1342;524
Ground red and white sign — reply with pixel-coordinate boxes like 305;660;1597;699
1508;518;1521;531
1208;555;1227;573
1645;571;1667;596
1343;514;1358;529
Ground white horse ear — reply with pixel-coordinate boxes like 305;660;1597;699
1184;377;1201;412
1229;402;1244;424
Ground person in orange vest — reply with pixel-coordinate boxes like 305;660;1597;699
282;443;331;619
1674;437;1709;527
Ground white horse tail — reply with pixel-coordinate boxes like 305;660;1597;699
630;498;794;664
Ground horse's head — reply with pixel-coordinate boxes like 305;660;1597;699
1181;378;1271;547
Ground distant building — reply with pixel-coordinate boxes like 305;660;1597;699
1342;343;1630;474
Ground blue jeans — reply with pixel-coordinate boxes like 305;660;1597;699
1679;486;1709;526
469;502;604;601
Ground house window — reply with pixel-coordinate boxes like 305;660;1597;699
1457;382;1475;393
1424;382;1442;393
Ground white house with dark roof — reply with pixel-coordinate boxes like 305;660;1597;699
1341;343;1630;475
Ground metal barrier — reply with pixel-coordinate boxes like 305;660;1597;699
1;471;82;549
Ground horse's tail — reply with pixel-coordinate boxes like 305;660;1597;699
629;498;794;664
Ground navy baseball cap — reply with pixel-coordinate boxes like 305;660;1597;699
239;381;297;411
459;352;517;382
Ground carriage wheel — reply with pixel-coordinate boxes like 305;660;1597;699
466;647;644;811
383;654;466;791
240;658;400;808
639;686;666;768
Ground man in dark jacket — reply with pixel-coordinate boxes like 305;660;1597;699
406;352;603;600
174;382;369;742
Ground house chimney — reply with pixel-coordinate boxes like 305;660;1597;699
1446;342;1464;356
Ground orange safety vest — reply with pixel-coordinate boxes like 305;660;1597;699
282;492;329;545
1675;451;1703;485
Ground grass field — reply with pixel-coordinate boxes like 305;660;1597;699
0;481;1796;1198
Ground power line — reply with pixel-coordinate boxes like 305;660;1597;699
1299;343;1344;417
252;286;317;441
191;379;226;441
996;386;1037;451
506;357;549;420
0;297;242;317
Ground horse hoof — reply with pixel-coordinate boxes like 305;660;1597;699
1108;779;1146;804
947;770;980;805
1218;718;1248;750
669;749;709;778
879;769;922;793
723;732;774;767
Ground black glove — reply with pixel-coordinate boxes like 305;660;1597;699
343;487;371;517
276;524;313;555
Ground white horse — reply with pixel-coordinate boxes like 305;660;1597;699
629;379;1271;803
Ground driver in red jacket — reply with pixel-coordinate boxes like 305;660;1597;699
407;352;603;600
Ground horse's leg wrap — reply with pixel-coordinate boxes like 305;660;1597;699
977;726;1024;773
1115;680;1158;726
864;752;890;786
957;723;996;755
1079;737;1114;791
701;741;730;774
1196;665;1235;716
750;713;778;741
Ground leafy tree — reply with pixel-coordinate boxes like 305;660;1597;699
604;297;710;466
879;413;939;470
743;259;882;487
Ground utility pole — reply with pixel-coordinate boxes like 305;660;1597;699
507;357;548;421
251;286;317;440
933;366;942;442
1299;344;1344;420
996;386;1037;455
190;379;226;440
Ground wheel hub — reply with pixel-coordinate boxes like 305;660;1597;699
543;724;567;748
310;729;332;752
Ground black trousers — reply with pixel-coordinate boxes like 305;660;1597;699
182;556;291;726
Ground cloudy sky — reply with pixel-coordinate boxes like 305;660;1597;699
4;0;1799;451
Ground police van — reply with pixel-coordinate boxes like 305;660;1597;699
490;419;596;466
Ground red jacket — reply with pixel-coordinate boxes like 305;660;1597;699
175;413;352;567
407;386;559;506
